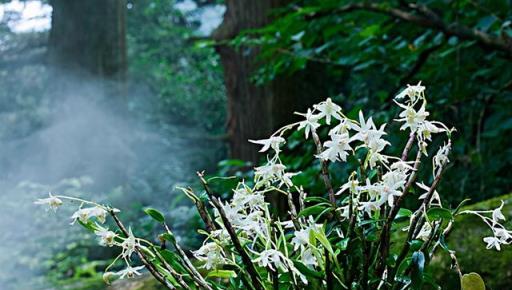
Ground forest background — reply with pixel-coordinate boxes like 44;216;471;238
0;0;510;289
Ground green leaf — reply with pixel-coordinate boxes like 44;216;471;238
410;240;423;252
336;238;350;251
439;234;450;252
160;232;176;244
293;260;324;279
159;249;189;274
410;251;425;290
453;199;471;215
314;229;334;256
144;207;165;223
77;220;97;232
461;273;485;290
427;207;453;220
304;196;331;203
395;208;413;220
298;203;331;217
207;270;237;279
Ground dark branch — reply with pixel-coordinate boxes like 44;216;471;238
197;172;264;290
109;210;175;290
315;3;512;57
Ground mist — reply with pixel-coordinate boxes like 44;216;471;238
0;69;224;289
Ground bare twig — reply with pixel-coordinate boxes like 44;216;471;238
311;131;336;205
186;187;217;233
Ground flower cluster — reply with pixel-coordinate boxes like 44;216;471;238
35;83;510;289
34;194;147;284
462;201;512;251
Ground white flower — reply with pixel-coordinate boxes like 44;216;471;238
359;201;380;215
367;151;389;169
300;248;317;267
352;111;378;144
397;103;429;132
492;201;506;223
216;201;244;225
494;228;512;242
317;133;352;162
121;228;138;259
329;118;355;136
279;220;295;229
254;160;286;185
416;222;432;241
367;135;390;153
95;226;117;247
336;179;359;196
419;121;445;141
390;160;415;173
193;242;226;270
253;249;286;271
231;186;266;211
237;210;268;238
71;206;107;224
297;109;321;139
395;82;425;103
249;136;286;153
34;192;63;212
433;142;451;175
313;98;342;125
483;236;502;251
279;171;300;188
291;218;323;250
374;170;406;206
116;265;145;279
292;228;311;251
416;182;441;206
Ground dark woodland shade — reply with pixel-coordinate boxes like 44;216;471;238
47;0;127;79
213;0;326;162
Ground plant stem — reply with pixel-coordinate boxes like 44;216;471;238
109;210;175;290
376;133;418;277
197;171;264;290
386;167;446;284
163;222;214;290
311;131;336;205
152;247;192;290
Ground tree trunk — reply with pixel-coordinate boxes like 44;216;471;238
213;0;322;163
47;0;127;79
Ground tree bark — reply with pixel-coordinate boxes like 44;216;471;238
47;0;127;79
213;0;323;162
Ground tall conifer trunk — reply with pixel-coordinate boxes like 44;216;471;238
48;0;127;79
213;0;322;163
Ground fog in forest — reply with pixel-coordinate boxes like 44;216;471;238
0;2;224;288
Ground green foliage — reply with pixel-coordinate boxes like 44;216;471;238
127;0;226;132
234;0;512;204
